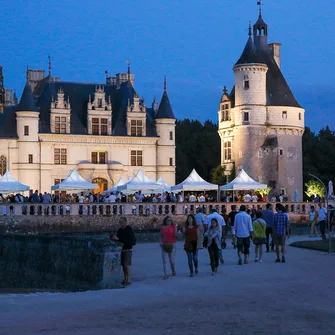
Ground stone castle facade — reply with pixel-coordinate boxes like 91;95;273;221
0;63;176;193
218;11;305;201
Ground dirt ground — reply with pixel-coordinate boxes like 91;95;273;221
0;236;334;335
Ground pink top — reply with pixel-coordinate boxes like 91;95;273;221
160;225;177;244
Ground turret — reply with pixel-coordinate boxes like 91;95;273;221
233;24;268;114
155;77;176;185
16;82;39;141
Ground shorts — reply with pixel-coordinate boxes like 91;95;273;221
273;234;286;246
121;250;132;267
237;237;250;255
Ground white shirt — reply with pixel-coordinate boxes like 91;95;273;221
232;211;253;238
189;195;196;202
78;195;85;203
199;195;206;203
108;194;116;203
205;212;226;229
251;195;258;202
244;194;251;202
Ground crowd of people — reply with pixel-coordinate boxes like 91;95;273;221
0;189;308;204
111;203;294;286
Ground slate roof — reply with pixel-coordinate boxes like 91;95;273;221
156;91;175;119
17;82;38;112
261;135;278;148
0;77;166;138
235;37;264;66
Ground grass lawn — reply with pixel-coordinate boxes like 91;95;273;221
290;238;335;252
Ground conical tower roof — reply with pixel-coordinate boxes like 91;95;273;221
17;82;38;112
235;36;264;66
156;77;175;119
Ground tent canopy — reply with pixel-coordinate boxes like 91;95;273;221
51;168;98;191
156;177;171;192
117;169;161;192
103;177;126;195
220;169;267;191
0;170;30;193
171;169;218;192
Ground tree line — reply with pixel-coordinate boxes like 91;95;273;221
175;119;335;199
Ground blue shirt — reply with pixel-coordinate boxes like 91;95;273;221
262;210;274;228
273;212;288;235
195;212;205;225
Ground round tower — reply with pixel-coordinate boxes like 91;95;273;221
16;82;40;191
155;77;176;186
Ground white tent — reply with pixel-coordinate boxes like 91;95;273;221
219;169;267;191
171;169;218;192
0;170;30;193
51;168;98;191
102;177;126;195
157;177;171;192
117;169;161;192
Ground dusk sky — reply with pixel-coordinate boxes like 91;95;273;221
1;0;334;132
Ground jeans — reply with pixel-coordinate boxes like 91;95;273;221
208;242;219;272
161;244;176;276
319;220;326;239
265;227;274;251
186;250;198;274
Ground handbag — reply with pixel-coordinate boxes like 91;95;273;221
162;243;174;253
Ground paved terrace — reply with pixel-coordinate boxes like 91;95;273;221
0;236;334;335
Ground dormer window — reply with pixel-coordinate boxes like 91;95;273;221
92;118;108;135
55;116;67;134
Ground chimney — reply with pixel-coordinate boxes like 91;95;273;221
268;43;282;69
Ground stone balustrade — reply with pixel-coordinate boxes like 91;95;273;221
0;202;315;218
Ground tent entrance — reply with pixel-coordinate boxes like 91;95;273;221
92;178;108;194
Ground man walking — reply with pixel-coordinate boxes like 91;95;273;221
309;205;319;237
232;205;253;265
228;205;238;249
262;203;275;252
205;208;226;263
273;204;289;263
110;216;136;286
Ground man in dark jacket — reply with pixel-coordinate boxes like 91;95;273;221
110;216;136;286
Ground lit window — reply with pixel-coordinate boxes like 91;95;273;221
54;148;67;165
24;125;29;136
131;150;143;166
28;154;33;164
224;141;232;161
130;120;143;136
55;116;67;134
244;80;250;89
0;155;6;175
282;111;287;119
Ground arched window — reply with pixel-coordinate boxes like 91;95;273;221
0;155;6;176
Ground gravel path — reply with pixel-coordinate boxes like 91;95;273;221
0;236;334;335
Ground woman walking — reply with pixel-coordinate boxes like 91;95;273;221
160;215;177;280
252;211;267;262
183;214;198;277
204;218;222;276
